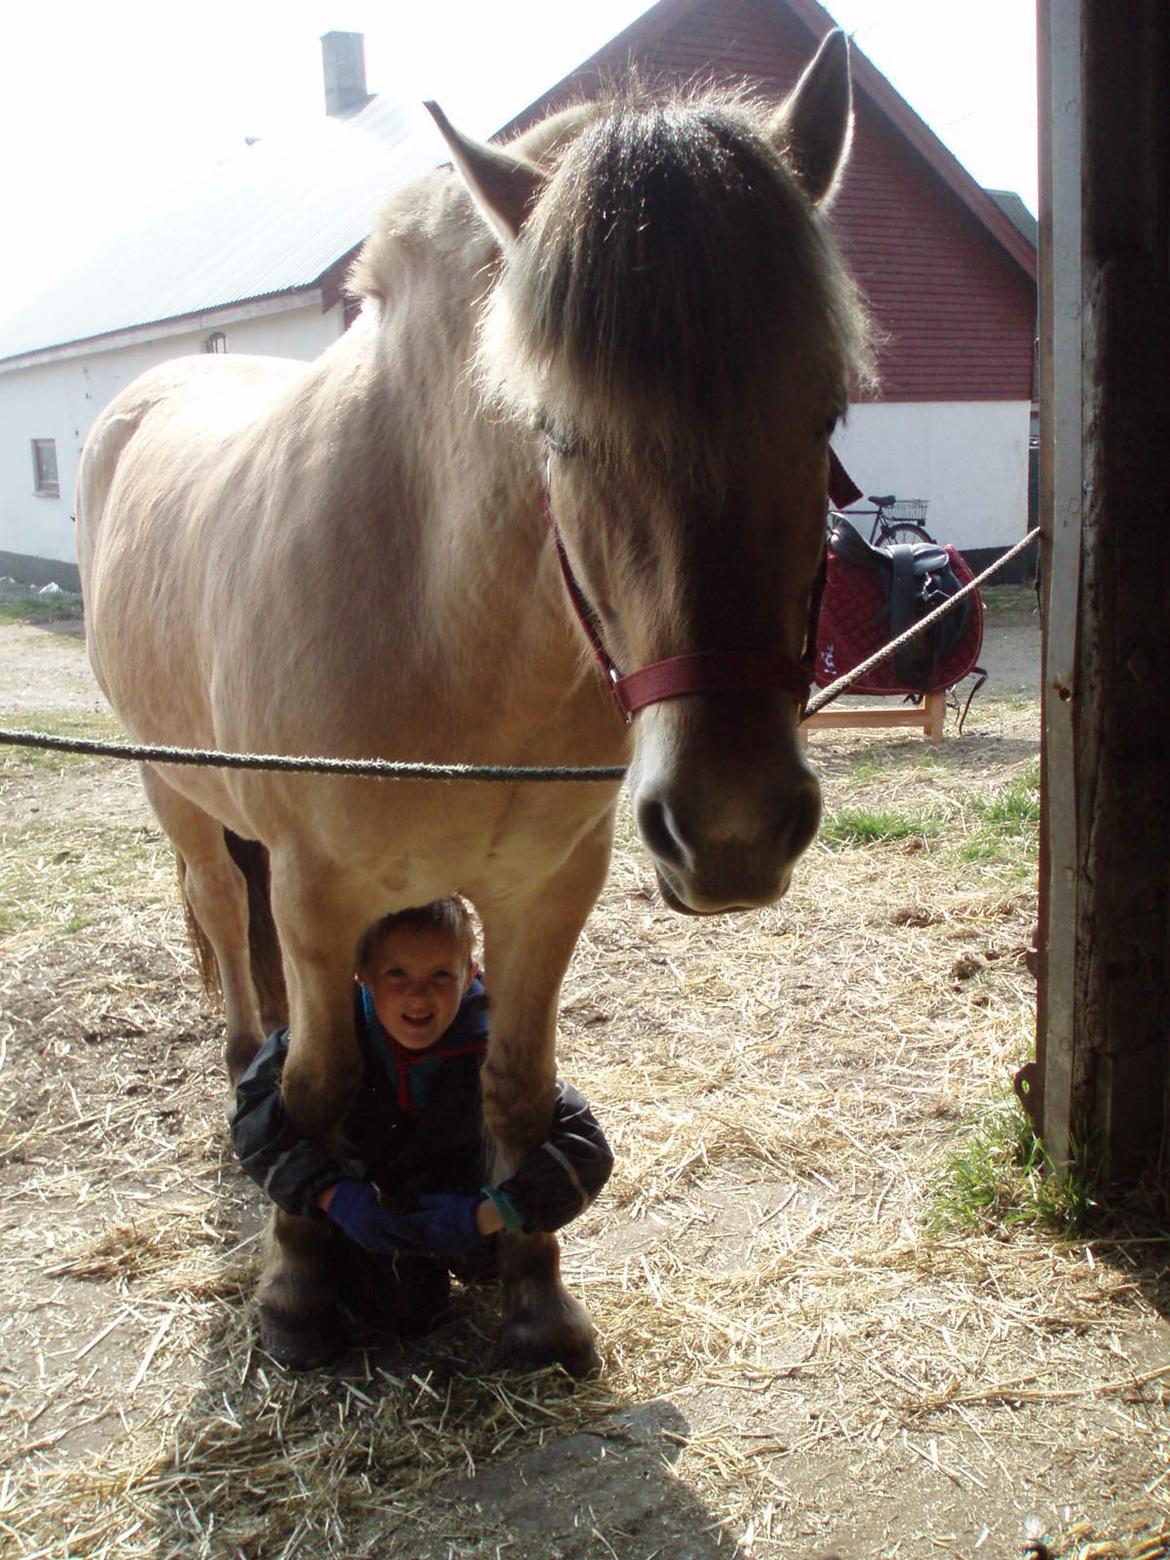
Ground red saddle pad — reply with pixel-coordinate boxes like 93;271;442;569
814;543;984;696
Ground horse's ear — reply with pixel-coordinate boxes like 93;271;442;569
425;101;544;246
770;28;853;206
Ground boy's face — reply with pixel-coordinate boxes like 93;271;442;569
360;925;475;1051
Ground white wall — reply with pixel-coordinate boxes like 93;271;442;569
0;302;343;565
832;400;1031;552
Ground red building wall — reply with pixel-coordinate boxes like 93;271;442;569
512;0;1036;404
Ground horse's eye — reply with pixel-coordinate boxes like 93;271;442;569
536;415;577;458
823;415;839;439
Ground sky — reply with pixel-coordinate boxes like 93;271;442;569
2;0;1037;304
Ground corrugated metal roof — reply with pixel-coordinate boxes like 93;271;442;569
0;95;444;364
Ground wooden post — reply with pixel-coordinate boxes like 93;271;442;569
800;690;948;746
1035;2;1170;1181
925;690;945;744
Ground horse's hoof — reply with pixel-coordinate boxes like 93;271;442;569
258;1305;344;1370
497;1235;601;1378
498;1330;603;1380
498;1295;603;1380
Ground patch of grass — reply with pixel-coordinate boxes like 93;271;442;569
0;708;122;739
0;596;82;625
0;708;126;772
930;1095;1096;1236
846;756;888;783
819;806;940;848
913;748;946;772
955;763;1040;870
976;762;1041;827
979;584;1039;620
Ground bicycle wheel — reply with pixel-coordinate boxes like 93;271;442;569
878;522;935;547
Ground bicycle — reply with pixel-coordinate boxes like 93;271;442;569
852;493;935;548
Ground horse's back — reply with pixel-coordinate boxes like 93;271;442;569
78;355;303;570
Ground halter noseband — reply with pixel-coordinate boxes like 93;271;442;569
543;449;860;725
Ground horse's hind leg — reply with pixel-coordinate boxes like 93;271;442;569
474;812;616;1379
139;764;266;1086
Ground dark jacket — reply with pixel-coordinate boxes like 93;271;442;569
230;980;613;1236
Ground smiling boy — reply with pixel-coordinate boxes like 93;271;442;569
231;897;612;1366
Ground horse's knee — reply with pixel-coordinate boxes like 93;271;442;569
497;1231;600;1379
281;1047;361;1140
481;1059;555;1164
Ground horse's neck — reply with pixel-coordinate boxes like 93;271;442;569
288;273;581;698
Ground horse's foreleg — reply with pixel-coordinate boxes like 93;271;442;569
256;1208;343;1369
254;857;367;1363
475;811;615;1378
267;854;367;1137
139;765;263;1086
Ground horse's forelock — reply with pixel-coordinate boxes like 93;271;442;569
479;88;872;458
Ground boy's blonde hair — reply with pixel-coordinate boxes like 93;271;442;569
355;897;475;974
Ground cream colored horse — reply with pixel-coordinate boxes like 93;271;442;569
76;30;869;1375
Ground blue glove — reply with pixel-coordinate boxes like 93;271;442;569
325;1180;423;1254
404;1192;485;1259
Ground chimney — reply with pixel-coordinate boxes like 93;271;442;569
321;31;369;117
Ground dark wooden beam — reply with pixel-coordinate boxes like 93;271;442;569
1037;1;1170;1183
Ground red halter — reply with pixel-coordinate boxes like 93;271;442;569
544;449;860;725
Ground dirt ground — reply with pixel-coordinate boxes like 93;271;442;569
2;597;1169;1560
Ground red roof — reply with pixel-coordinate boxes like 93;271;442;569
499;0;1037;403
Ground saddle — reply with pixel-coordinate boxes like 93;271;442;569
814;515;985;700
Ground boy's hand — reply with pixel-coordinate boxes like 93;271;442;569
324;1179;423;1254
405;1192;486;1259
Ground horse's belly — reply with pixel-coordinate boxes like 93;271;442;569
269;765;616;896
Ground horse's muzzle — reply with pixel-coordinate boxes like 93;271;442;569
635;766;822;914
652;866;749;917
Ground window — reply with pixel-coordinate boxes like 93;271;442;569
204;331;227;354
32;438;59;497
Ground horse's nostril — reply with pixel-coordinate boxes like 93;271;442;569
636;795;688;868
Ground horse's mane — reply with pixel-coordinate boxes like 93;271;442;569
354;85;874;463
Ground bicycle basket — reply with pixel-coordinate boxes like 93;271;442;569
890;499;929;522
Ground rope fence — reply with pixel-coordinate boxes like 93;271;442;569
0;529;1039;782
0;731;627;784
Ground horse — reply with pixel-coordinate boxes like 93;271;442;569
75;29;870;1376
